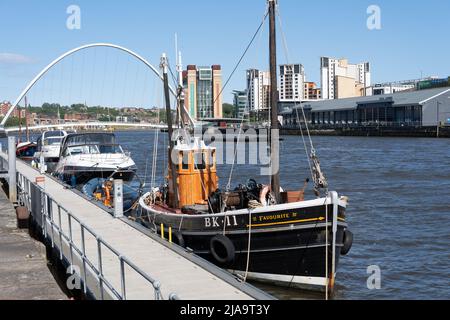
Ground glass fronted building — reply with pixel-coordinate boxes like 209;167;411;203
281;88;450;128
183;65;223;120
233;90;248;118
197;67;213;118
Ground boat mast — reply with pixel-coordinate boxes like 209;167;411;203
25;96;30;142
269;0;281;202
161;53;180;208
175;35;187;129
18;101;22;143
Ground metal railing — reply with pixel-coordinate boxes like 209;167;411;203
14;169;180;300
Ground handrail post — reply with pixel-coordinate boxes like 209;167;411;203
119;256;126;300
153;281;161;300
8;136;17;203
58;206;63;260
81;225;87;294
41;191;47;238
49;197;55;248
169;293;180;300
97;239;104;300
68;215;74;273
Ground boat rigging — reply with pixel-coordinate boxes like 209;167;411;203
138;0;353;295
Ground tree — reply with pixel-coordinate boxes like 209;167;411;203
222;103;235;118
4;117;26;128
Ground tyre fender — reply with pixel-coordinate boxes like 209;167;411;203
210;235;235;264
341;230;353;256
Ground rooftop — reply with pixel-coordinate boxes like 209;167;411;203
285;87;450;113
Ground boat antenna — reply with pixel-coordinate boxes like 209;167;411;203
174;34;187;129
175;34;183;88
268;0;281;203
161;53;179;208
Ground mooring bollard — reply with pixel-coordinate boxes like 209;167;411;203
113;179;124;218
8;136;17;203
16;206;30;229
40;152;46;174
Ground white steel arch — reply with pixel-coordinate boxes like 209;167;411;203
0;43;193;127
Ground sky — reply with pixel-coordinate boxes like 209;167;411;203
0;0;449;108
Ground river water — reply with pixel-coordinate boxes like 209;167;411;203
115;130;449;300
4;131;449;299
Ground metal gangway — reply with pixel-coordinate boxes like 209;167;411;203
0;137;273;301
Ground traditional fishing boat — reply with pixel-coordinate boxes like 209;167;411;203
139;0;353;293
54;132;137;186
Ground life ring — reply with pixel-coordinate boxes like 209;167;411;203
341;230;353;256
210;235;235;264
259;185;270;206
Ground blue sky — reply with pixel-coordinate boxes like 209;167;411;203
0;0;449;107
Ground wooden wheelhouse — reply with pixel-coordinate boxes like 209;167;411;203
168;138;218;209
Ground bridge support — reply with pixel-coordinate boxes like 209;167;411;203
8;136;17;203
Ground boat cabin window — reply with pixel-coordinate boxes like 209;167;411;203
44;137;63;146
61;133;123;156
64;144;123;156
209;150;215;169
99;145;123;154
194;152;206;171
182;152;189;170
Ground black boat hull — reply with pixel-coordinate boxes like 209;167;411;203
139;196;351;291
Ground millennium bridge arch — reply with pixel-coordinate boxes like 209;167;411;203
0;43;189;129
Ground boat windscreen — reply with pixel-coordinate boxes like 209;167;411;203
44;131;66;138
66;134;116;147
44;137;64;146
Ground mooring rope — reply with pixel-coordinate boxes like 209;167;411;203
276;4;321;187
243;208;254;282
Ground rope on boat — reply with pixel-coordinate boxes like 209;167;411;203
248;200;263;209
275;4;329;196
243;208;254;282
150;79;162;190
212;7;269;109
221;7;269;237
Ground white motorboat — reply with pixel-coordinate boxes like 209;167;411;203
54;132;137;186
